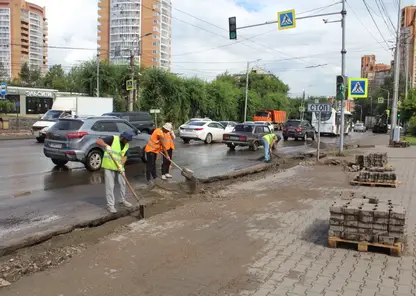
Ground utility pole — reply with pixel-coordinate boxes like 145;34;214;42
339;0;347;154
128;49;134;112
96;53;100;97
391;0;402;142
244;61;249;122
301;89;305;120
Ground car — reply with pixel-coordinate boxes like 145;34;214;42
254;121;274;132
179;120;226;144
219;121;238;133
222;123;272;151
102;111;155;134
44;116;150;172
353;122;366;132
282;119;315;141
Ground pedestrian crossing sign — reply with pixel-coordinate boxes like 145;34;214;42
278;9;296;30
347;78;368;98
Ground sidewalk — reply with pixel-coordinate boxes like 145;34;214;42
2;144;416;296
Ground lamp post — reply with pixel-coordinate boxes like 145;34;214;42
355;104;363;122
379;88;390;109
244;59;261;122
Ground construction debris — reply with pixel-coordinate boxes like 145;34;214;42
329;196;406;245
0;278;11;288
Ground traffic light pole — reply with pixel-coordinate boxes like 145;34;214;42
391;0;402;142
339;0;346;154
129;49;135;112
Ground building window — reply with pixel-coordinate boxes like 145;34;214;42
152;41;158;46
152;50;158;54
26;96;53;114
153;11;159;16
153;34;158;39
153;19;158;24
153;26;159;31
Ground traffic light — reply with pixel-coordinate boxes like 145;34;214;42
397;112;401;119
229;17;237;40
336;75;345;100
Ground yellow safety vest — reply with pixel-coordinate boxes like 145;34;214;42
101;136;129;171
262;133;276;145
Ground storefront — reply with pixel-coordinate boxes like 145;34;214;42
4;86;58;116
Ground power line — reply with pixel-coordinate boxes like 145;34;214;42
374;0;395;37
361;0;391;49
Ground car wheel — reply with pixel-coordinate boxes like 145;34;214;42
303;134;307;141
204;133;213;144
140;147;147;163
294;137;298;141
227;144;236;151
51;159;68;166
250;141;259;151
283;136;288;141
85;149;103;172
182;138;190;144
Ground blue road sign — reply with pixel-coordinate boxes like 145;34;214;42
348;78;368;98
277;9;296;30
0;81;6;96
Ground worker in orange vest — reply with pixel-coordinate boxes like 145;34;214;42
161;123;175;180
144;122;172;184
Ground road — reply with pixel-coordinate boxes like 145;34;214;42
0;131;371;251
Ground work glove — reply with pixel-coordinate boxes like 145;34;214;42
106;146;112;153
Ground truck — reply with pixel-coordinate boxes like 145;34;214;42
31;96;113;143
253;110;287;130
372;112;389;134
364;116;376;129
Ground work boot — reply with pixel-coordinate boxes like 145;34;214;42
165;174;172;178
106;205;117;213
120;200;132;208
161;175;167;180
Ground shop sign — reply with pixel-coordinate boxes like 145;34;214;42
25;90;53;97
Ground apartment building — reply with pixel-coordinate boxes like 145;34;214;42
97;0;172;70
399;6;416;88
0;0;47;80
360;55;391;92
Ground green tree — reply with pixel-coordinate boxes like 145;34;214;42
43;65;67;90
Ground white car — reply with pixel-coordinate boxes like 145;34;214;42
184;117;212;124
179;120;226;144
353;122;366;132
219;121;237;133
254;121;274;132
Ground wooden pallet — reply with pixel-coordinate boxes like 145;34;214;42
328;236;403;256
350;179;398;188
389;141;410;148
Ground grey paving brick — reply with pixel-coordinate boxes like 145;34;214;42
341;290;359;296
252;288;273;296
359;287;378;296
343;280;362;291
395;284;413;295
289;284;309;295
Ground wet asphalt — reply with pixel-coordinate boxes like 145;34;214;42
0;132;371;249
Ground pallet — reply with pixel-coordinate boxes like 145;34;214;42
328;236;403;256
350;179;397;188
389;141;410;148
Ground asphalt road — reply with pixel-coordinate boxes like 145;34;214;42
0;131;371;249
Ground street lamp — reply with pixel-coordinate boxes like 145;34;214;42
379;87;390;108
244;59;261;122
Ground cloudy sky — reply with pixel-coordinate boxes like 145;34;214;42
30;0;414;97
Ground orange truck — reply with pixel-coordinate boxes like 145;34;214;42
253;110;287;130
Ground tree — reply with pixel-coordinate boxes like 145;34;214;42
18;62;42;87
43;65;67;90
0;62;8;81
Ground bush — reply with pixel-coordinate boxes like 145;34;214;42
408;115;416;136
0;100;14;113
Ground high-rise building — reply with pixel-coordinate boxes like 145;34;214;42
0;0;48;80
360;55;391;92
399;6;416;88
97;0;172;70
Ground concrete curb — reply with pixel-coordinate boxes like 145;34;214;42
0;135;35;141
0;198;156;257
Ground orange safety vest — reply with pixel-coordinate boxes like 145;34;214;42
163;132;175;150
145;128;165;153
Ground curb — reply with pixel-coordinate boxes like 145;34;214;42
0;198;156;257
0;135;34;141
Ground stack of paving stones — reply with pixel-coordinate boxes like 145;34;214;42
329;196;406;244
354;153;397;184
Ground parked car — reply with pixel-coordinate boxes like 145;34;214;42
102;111;155;134
179;121;226;144
254;121;274;132
44;116;150;172
282;120;315;141
222;123;272;151
353;122;366;132
219;121;238;133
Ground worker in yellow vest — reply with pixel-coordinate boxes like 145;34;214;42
144;123;172;184
96;131;134;213
161;124;175;180
262;133;281;162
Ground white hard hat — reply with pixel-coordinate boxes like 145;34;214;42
163;122;173;131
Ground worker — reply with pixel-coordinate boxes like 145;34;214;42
161;123;175;180
96;131;135;213
145;122;172;184
262;133;281;162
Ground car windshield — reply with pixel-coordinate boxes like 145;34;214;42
255;111;269;117
285;121;300;127
220;121;228;127
49;119;84;131
41;110;63;120
234;124;253;132
187;121;206;126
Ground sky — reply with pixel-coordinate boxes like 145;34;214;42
30;0;415;97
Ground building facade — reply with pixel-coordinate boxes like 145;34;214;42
399;6;416;88
360;55;391;92
0;0;47;80
97;0;172;70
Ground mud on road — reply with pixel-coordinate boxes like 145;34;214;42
0;155;306;286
